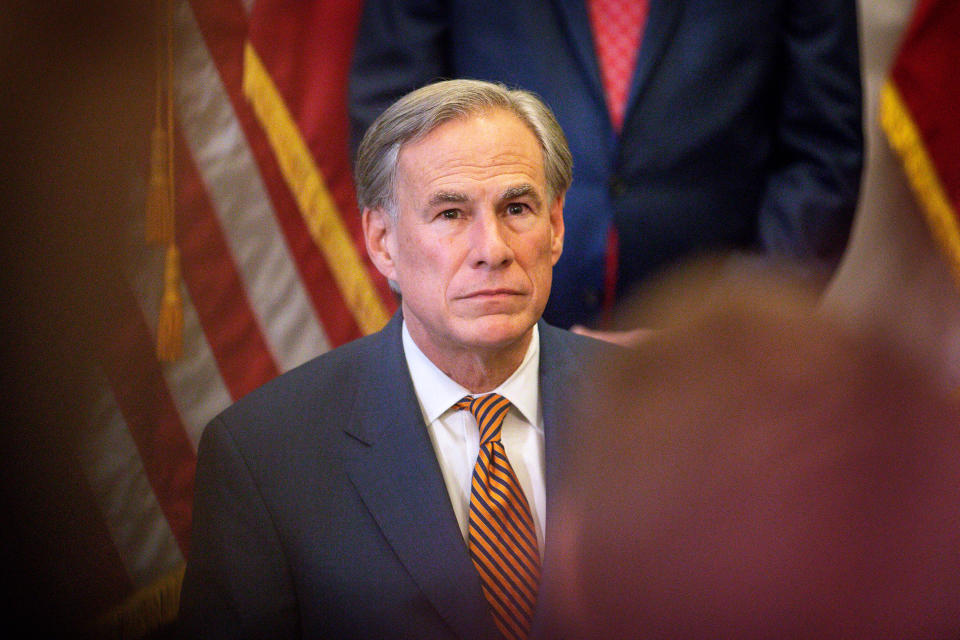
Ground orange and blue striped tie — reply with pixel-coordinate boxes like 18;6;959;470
456;393;541;640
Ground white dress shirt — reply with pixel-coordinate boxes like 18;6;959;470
401;322;546;554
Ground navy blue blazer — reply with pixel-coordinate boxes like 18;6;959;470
349;0;863;328
179;313;622;638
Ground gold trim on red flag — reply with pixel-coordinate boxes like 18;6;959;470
880;81;960;291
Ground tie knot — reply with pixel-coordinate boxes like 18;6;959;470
455;393;511;445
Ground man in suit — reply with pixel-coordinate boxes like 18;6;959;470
179;79;621;638
349;0;863;330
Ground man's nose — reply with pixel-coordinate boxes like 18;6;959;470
469;211;514;268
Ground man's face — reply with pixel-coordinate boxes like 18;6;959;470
364;108;564;359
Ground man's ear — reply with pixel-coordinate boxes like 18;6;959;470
362;207;398;282
549;193;565;265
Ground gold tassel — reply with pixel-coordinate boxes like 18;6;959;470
145;125;172;244
156;244;183;362
151;0;183;361
146;0;174;245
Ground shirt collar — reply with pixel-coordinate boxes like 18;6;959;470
402;321;541;427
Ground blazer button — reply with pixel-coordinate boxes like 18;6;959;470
583;289;600;310
609;176;627;197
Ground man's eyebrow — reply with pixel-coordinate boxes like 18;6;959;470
500;184;542;207
427;191;468;207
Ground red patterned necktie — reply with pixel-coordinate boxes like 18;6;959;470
587;0;649;132
456;393;540;640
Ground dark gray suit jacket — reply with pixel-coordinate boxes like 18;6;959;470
179;313;621;638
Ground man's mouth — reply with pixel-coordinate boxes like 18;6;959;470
460;288;524;299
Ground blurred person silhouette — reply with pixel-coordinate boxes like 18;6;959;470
534;260;960;639
0;0;154;634
349;0;863;331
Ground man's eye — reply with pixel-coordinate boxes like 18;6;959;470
439;209;460;220
506;203;527;215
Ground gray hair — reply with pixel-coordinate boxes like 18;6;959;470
354;79;573;216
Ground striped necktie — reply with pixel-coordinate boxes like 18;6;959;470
456;393;541;640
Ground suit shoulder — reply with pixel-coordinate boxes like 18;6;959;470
211;330;387;445
540;322;631;360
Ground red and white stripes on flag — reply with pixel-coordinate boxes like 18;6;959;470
84;1;395;633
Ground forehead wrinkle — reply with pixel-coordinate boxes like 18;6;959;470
396;113;548;213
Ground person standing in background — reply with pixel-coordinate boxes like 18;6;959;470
350;0;863;330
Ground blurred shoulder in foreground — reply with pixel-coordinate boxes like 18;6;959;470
540;257;960;639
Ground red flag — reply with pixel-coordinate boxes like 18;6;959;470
80;1;396;635
880;0;960;288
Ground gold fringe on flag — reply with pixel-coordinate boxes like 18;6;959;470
93;564;185;640
880;81;960;292
147;0;183;361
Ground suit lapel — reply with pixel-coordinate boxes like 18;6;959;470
625;0;685;121
532;322;599;636
343;314;500;640
537;322;578;522
551;0;607;121
553;0;684;141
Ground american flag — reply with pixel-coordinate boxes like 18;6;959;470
60;0;394;635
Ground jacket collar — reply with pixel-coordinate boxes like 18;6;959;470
343;312;501;640
551;0;685;136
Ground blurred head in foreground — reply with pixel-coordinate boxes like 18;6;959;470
542;258;960;639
